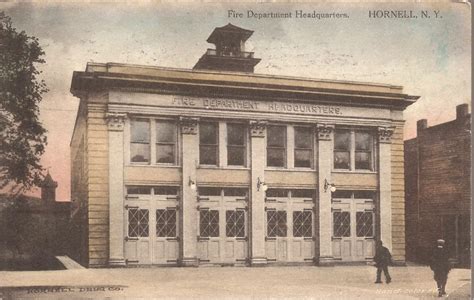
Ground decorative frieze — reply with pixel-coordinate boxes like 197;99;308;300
378;126;395;143
179;117;199;135
249;120;267;137
316;124;335;141
105;112;127;131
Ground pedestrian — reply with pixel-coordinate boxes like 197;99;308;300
374;240;392;284
430;239;451;297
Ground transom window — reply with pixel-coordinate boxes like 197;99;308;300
130;120;150;163
334;129;374;171
266;189;315;199
227;123;247;166
332;190;376;200
200;123;218;165
294;127;313;168
266;125;287;167
156;121;177;164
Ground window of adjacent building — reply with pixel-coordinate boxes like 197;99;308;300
267;125;287;167
200;122;218;165
156;121;177;164
130;119;150;163
227;123;246;166
334;129;374;171
294;127;313;168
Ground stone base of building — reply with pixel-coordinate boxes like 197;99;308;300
318;256;335;266
250;257;267;267
179;257;199;267
108;257;126;267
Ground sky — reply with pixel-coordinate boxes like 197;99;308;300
1;2;470;201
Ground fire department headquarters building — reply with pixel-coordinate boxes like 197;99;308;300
69;24;419;267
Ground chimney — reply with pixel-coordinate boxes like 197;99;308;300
456;104;469;120
417;119;428;135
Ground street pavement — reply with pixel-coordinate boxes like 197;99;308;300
0;265;471;299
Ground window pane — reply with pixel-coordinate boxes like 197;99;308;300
267;149;285;167
333;211;350;237
355;132;371;151
295;127;312;148
354;191;375;199
154;186;178;196
227;123;245;146
332;190;352;199
156;144;175;164
356;212;373;237
131;120;150;142
277;211;287;237
200;210;219;237
127;187;151;195
266;189;289;198
291;189;314;198
267;211;277;237
295;149;312;168
198;187;221;196
226;210;245;238
334;151;349;169
228;147;245;166
131;143;150;162
355;152;370;170
200;123;217;144
224;188;247;197
293;211;312;237
267;126;286;147
156;121;176;143
334;130;350;150
200;145;217;165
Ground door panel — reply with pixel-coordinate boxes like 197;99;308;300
331;194;375;262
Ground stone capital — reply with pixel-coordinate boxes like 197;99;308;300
377;126;395;143
316;124;335;141
179;117;199;135
105;112;127;131
249;120;267;138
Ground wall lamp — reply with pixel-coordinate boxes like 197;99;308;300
188;176;197;191
324;179;337;193
257;177;268;192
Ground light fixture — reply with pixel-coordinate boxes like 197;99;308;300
257;177;268;192
189;176;197;191
324;179;336;193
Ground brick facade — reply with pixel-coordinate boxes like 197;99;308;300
405;104;471;267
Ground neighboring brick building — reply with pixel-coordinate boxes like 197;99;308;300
405;104;471;267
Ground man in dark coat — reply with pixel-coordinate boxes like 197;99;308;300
430;239;451;297
374;240;392;284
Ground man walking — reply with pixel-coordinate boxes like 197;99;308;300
374;240;392;284
430;239;451;297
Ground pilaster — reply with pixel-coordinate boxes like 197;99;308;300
378;126;394;252
249;120;267;266
316;123;335;266
179;117;199;267
106;112;127;267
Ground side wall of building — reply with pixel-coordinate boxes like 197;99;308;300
69;100;90;266
391;123;406;263
86;93;110;267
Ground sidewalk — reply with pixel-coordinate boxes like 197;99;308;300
0;265;471;299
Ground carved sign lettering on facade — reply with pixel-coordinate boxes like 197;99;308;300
171;96;342;116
